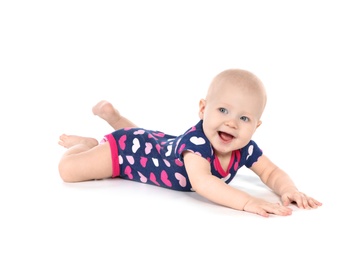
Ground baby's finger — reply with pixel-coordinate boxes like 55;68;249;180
292;194;311;209
264;203;292;216
281;195;294;206
306;197;323;208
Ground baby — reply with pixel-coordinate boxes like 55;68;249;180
58;68;322;217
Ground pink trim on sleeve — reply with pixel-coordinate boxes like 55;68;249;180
103;134;120;178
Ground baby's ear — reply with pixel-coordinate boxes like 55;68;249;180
256;120;262;128
198;99;206;119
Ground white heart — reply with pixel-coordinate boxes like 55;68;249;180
165;145;172;157
246;145;254;160
132;138;140;153
118;155;123;165
190;136;206;145
152;158;159;167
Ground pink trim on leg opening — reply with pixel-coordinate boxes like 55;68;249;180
103;134;120;178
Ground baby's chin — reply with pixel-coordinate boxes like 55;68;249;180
213;140;250;155
212;143;235;156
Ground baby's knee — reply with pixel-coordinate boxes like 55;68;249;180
58;158;76;182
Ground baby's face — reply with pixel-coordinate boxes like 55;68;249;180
199;82;264;157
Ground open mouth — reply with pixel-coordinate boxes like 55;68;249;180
218;131;234;142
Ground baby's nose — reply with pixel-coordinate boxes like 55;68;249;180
224;118;238;128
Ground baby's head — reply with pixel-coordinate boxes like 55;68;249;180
199;69;267;155
206;69;267;115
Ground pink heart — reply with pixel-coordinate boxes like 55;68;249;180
145;142;152;154
134;129;145;135
175;173;186;187
163;159;170;167
118;135;127;150
124;165;133;179
175;159;183;167
149;172;160;186
155;144;161;154
140;157;148;167
234;162;238;171
161;170;172;187
126;155;134;165
153;132;165;137
185;126;196;134
177;144;186;154
137;171;147;183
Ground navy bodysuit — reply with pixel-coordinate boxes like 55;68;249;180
103;120;262;191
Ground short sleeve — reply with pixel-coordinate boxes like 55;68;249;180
243;140;263;168
174;124;213;163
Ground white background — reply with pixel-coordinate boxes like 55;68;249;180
1;1;361;259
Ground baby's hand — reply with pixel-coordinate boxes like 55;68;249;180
243;197;293;217
281;191;322;209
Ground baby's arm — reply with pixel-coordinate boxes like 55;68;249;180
250;154;322;209
183;152;293;217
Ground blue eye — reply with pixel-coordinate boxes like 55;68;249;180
219;108;228;114
240;116;249;122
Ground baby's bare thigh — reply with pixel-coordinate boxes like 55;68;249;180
80;142;114;180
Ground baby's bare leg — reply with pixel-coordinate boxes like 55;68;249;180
92;100;138;130
58;138;113;183
58;134;98;149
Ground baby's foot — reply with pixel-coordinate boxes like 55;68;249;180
92;100;121;125
58;134;99;149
